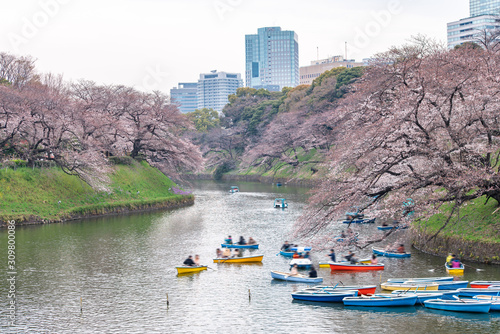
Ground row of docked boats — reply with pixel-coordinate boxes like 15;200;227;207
285;277;500;313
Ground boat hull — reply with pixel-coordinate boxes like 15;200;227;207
213;255;263;263
176;266;207;274
372;247;411;258
270;271;323;283
387;277;453;283
445;263;464;275
424;299;491;313
292;290;358;302
475;295;500;311
308;285;377;295
470;281;500;288
392;290;459;300
458;288;500;297
343;295;417;307
381;283;439;291
289;258;312;269
221;243;259;249
330;262;384;271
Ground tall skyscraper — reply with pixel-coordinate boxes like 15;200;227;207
197;71;243;112
447;0;500;48
170;82;198;114
245;27;299;91
470;0;500;16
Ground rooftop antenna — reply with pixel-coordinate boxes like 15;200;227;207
317;46;319;61
345;42;347;60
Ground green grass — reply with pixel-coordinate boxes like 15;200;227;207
0;160;191;222
413;196;500;243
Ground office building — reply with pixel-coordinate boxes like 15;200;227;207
299;56;364;85
197;71;243;112
447;0;500;48
245;27;299;91
470;0;500;16
170;82;198;114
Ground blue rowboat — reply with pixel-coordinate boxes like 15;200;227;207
280;246;312;257
387;277;453;283
392;290;459;300
474;295;500;311
343;294;417;307
221;243;259;249
458;288;500;297
270;271;323;283
292;290;358;302
229;186;239;193
372;247;411;258
342;218;376;224
424;298;491;313
387;292;443;303
406;280;469;290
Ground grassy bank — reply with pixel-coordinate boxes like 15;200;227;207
411;196;500;263
0;160;192;224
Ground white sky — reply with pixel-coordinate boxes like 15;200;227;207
0;0;469;93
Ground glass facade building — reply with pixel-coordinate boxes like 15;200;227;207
197;71;243;112
447;0;500;48
170;82;198;114
245;27;299;91
470;0;500;16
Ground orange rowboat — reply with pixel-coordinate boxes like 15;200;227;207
329;262;385;271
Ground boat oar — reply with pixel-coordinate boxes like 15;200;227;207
464;263;484;271
206;266;217;271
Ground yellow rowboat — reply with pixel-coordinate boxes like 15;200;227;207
319;258;371;268
381;282;439;291
445;263;464;275
213;255;264;263
176;266;207;274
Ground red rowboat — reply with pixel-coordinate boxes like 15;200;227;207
470;281;500;288
329;262;385;271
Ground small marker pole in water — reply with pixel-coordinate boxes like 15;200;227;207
80;297;83;313
248;289;251;301
166;293;169;306
380;273;382;283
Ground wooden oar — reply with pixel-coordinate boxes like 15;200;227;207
463;263;484;271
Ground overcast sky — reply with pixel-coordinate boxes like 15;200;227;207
0;0;469;93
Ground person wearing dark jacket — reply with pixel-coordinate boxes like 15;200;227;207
308;266;318;278
183;255;195;266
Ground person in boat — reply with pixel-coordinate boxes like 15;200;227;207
308;265;318;278
344;251;354;262
340;230;347;238
397;244;405;253
327;249;336;262
290;263;299;276
303;251;310;259
216;248;223;258
446;253;454;266
222;248;231;258
194;255;201;266
225;235;233;244
370;254;378;265
233;249;243;258
237;236;246;245
382;222;388;227
451;254;462;268
349;253;359;264
281;241;291;251
248;237;256;245
292;251;301;259
183;255;195;266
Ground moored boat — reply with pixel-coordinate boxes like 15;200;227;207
221;243;259;249
445;262;464;275
343;294;418;307
319;258;370;268
280;246;311;257
405;280;469;290
474;295;500;311
270;271;323;283
391;289;459;300
176;265;208;274
377;225;408;231
470;281;500;288
423;298;491;313
306;285;377;295
387;276;454;283
329;262;385;271
389;291;445;303
381;282;439;291
292;290;358;302
213;254;263;263
458;287;500;297
372;247;411;258
342;218;376;224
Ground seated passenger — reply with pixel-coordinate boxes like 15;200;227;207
370;254;378;265
225;235;233;244
222;248;231;258
290;264;299;276
216;248;223;258
303;251;310;259
281;241;291;251
248;237;257;245
194;254;201;266
183;255;195;266
397;244;405;253
237;236;246;245
308;266;318;278
292;251;301;259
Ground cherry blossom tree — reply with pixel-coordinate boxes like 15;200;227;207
294;37;500;244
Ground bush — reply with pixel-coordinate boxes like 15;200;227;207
214;160;235;180
108;156;134;165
